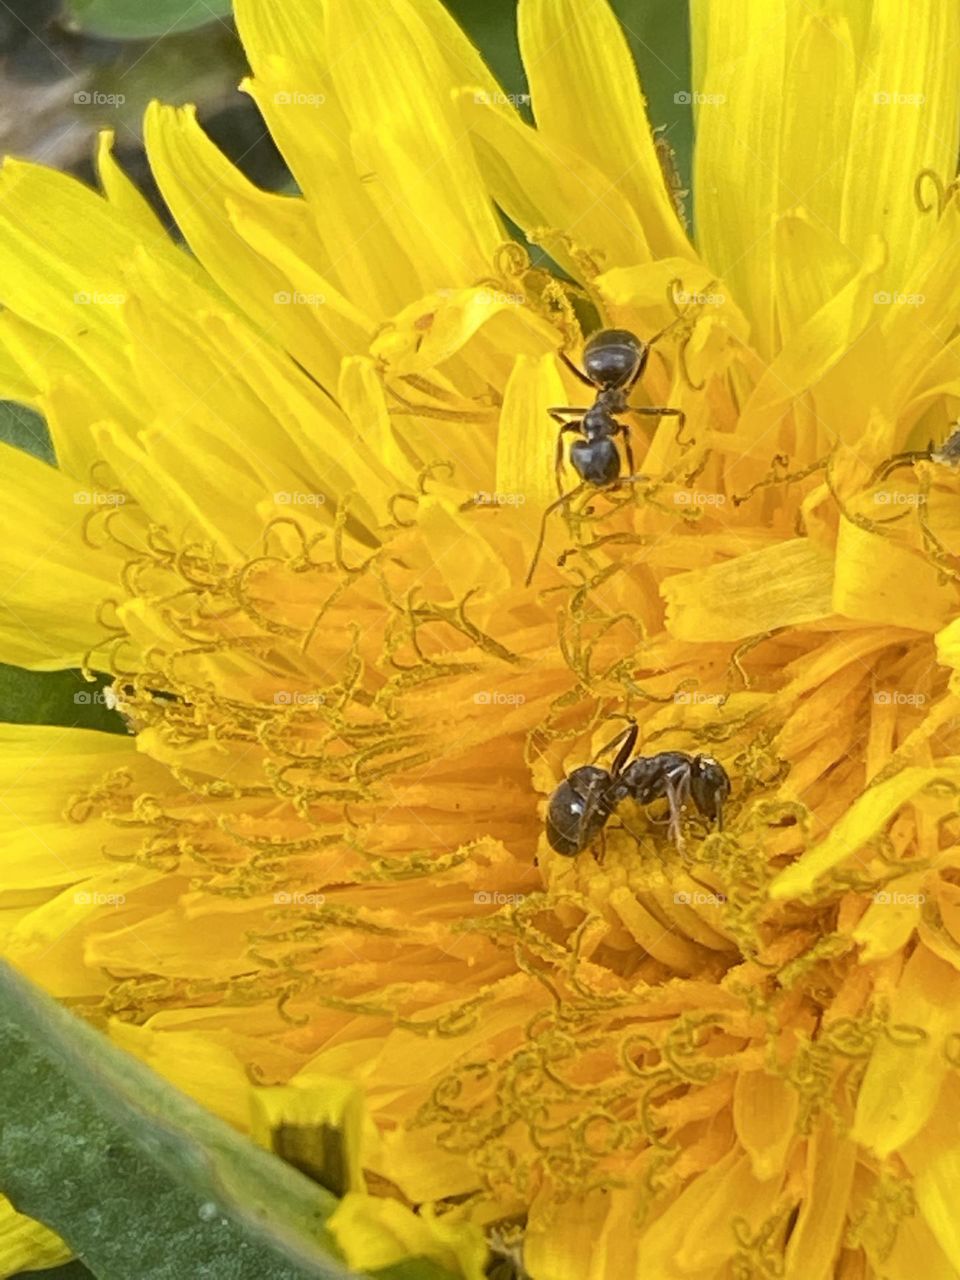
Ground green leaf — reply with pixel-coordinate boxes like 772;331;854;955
0;401;54;466
0;665;129;734
62;0;234;39
0;960;357;1279
0;962;458;1280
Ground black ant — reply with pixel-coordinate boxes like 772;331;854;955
525;285;707;585
871;422;960;485
545;722;730;857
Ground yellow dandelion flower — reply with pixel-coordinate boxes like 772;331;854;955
3;0;960;1277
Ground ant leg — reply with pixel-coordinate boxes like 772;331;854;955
664;770;692;852
525;484;584;587
548;407;588;421
590;722;639;774
630;405;691;447
553;431;565;497
616;423;637;477
559;351;594;387
551;421;581;495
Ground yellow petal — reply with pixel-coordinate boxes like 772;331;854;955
770;764;960;899
323;0;501;287
0;1196;70;1277
881;197;960;416
774;212;860;342
833;516;956;632
852;873;925;963
518;0;689;260
913;1140;960;1273
839;0;960;291
854;946;960;1155
95;129;176;247
778;14;856;249
110;1021;251;1131
735;235;886;449
497;353;566;521
143;103;346;391
239;72;416;313
637;1148;779;1273
692;0;787;356
329;1194;487;1279
662;538;835;643
783;1125;857;1280
880;1199;959;1280
608;886;704;975
0;444;124;668
733;1068;798;1179
6;865;163;996
524;1187;621;1280
459;90;651;280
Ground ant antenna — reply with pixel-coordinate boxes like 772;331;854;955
869;449;932;486
645;277;714;390
524;483;585;586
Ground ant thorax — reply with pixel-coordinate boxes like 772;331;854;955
582;403;616;436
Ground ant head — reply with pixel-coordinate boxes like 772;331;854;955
582;329;648;391
690;756;731;825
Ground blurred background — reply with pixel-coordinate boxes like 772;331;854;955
2;2;690;1274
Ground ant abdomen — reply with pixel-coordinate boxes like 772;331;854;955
570;437;620;485
545;765;612;856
